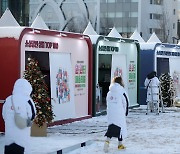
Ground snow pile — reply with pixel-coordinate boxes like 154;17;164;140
0;106;180;154
0;27;24;39
140;42;156;50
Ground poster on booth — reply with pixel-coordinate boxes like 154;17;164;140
74;60;88;117
111;54;128;91
49;53;75;121
74;61;86;96
170;58;180;98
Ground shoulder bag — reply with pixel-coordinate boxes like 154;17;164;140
11;96;30;129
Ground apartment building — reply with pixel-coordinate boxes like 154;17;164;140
23;0;178;43
0;0;29;26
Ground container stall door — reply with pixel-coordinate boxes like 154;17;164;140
49;53;75;121
157;58;169;77
111;54;128;92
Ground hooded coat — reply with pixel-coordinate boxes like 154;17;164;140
144;76;160;103
2;79;36;154
106;83;128;139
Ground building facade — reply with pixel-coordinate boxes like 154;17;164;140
0;0;29;26
139;0;177;43
0;0;8;16
29;0;177;43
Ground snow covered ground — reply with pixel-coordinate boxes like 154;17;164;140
0;105;180;154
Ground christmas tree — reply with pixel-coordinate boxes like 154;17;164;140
159;73;175;107
24;56;54;127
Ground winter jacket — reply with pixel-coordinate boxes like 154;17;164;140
106;83;129;139
2;79;36;154
144;76;160;103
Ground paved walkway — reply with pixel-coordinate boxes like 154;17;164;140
1;106;180;154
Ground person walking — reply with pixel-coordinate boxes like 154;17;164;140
2;78;36;154
144;71;160;114
104;76;129;153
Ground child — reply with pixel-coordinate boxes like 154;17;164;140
104;76;129;153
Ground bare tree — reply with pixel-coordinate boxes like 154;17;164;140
158;6;170;43
62;15;88;33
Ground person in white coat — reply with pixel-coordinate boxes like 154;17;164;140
104;76;129;153
144;71;160;114
2;78;36;154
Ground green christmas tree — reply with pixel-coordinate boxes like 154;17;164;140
159;73;175;107
24;57;54;127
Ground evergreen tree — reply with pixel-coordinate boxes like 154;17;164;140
24;57;54;127
159;73;175;107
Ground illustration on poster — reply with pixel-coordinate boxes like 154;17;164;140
56;68;70;104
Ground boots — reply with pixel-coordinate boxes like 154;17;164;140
118;141;126;150
118;144;126;150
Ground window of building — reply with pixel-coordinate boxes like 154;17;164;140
150;13;162;20
150;28;162;35
173;9;176;15
153;14;162;20
150;28;153;34
150;0;163;5
131;0;138;2
107;0;116;3
1;0;8;14
154;28;163;35
130;12;138;17
173;23;175;29
108;12;116;18
149;13;153;19
116;27;123;32
116;12;123;17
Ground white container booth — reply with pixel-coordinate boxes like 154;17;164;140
89;36;140;115
139;43;180;105
0;27;93;129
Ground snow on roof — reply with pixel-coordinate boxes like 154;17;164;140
147;32;161;43
130;29;145;43
140;42;157;50
0;27;25;39
88;35;100;44
31;14;49;30
0;8;20;27
83;22;98;35
107;27;122;38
